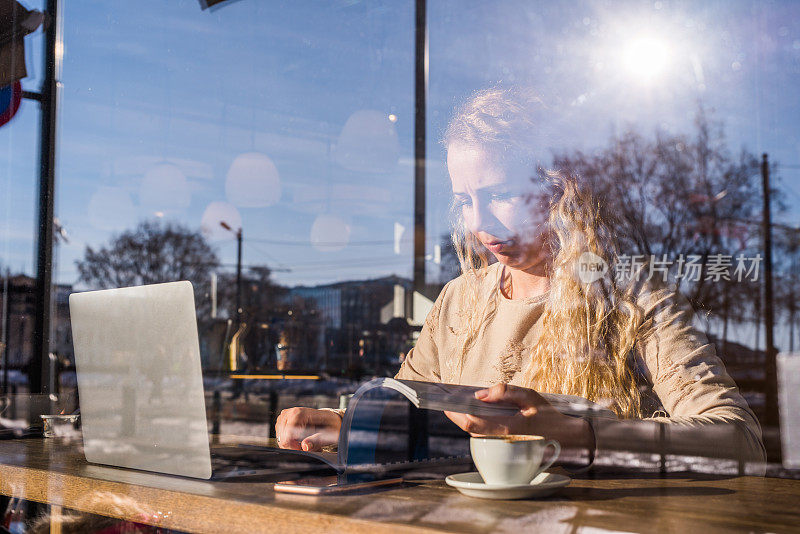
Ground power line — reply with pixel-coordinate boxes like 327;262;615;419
245;235;446;247
216;262;291;272
244;241;292;272
283;260;412;273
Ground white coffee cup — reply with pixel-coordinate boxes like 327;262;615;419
470;435;561;486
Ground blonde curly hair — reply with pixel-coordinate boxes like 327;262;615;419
444;87;653;418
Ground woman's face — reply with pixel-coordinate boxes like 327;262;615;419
447;142;551;273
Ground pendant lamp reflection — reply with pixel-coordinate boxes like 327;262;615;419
139;163;191;212
310;213;350;252
201;201;242;241
225;152;281;208
335;110;399;173
88;187;136;231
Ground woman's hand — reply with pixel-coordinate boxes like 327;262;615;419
444;383;593;449
275;407;342;452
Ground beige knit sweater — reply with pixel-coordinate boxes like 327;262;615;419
391;263;766;470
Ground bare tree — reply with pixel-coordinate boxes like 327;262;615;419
76;220;220;315
553;107;767;321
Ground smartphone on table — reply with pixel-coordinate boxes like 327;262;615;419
273;473;403;495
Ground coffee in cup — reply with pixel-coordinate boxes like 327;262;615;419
470;435;561;486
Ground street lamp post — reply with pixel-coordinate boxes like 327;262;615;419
220;221;243;325
761;154;779;444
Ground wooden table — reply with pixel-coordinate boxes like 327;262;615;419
0;437;798;533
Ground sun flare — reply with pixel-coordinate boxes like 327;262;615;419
622;36;672;85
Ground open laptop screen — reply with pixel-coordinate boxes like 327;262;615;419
70;281;213;479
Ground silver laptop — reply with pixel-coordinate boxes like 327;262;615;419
70;281;327;479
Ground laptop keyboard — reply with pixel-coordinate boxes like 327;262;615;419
209;445;335;478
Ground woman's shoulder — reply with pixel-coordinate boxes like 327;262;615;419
629;275;691;313
617;273;700;340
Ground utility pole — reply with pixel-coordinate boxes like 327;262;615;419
31;0;61;396
236;227;242;323
220;221;243;325
412;0;428;305
761;153;780;445
409;0;429;462
1;269;8;394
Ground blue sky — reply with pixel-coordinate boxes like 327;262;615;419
1;0;800;291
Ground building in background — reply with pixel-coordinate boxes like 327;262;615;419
0;274;73;368
283;276;439;376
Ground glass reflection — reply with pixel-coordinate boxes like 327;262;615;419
0;1;798;532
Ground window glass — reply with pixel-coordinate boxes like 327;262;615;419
1;1;800;530
0;0;44;379
428;0;800;476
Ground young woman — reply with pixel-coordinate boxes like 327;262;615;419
276;87;766;470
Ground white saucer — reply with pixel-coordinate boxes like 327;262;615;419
445;471;570;500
